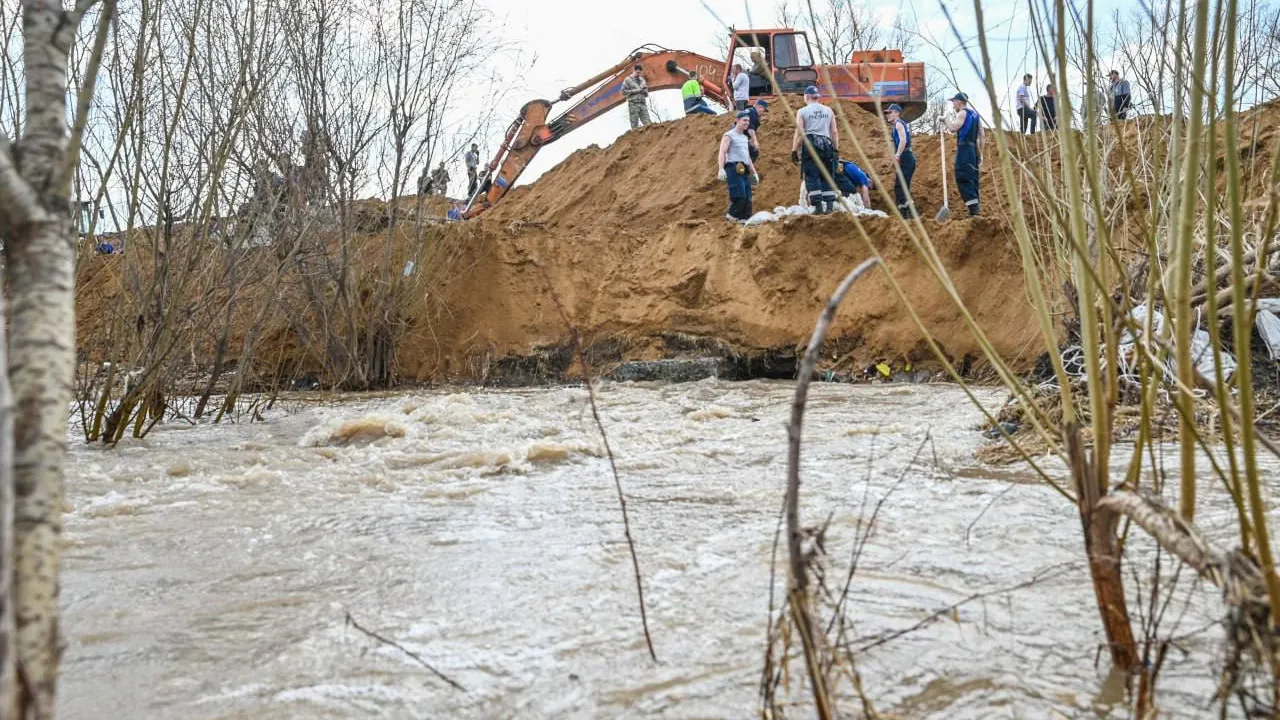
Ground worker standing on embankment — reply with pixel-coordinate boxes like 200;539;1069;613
622;64;652;129
718;110;759;222
465;143;480;196
1040;76;1058;130
732;63;750;111
1109;70;1132;119
1016;74;1036;134
946;92;982;217
884;103;916;218
682;71;716;116
791;85;838;215
745;98;767;160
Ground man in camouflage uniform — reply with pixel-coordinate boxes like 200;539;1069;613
621;64;652;129
431;161;449;196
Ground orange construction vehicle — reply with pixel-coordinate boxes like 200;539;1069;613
464;28;926;218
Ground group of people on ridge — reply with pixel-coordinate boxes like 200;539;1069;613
1014;70;1132;134
417;143;483;200
716;85;986;223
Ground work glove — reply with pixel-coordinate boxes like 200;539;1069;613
717;167;727;182
790;150;800;165
750;172;760;187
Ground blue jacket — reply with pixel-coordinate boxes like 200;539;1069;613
840;160;869;188
958;108;981;144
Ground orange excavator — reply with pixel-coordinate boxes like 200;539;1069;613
464;28;926;218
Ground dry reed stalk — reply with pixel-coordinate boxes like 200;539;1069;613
785;256;881;719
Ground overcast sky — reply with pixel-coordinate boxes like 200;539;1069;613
473;0;1128;186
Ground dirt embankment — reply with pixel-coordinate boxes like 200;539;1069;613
74;102;1052;386
402;101;1044;383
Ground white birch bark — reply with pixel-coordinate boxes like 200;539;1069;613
0;0;105;716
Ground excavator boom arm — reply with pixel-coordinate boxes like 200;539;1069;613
466;47;726;218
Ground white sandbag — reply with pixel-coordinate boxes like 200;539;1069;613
1121;304;1166;345
1190;326;1235;381
833;197;889;218
1257;308;1280;360
1119;303;1234;381
744;211;777;226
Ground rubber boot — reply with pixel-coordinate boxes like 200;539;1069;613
968;203;980;217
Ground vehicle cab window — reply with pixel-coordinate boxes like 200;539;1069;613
731;45;771;95
773;33;814;68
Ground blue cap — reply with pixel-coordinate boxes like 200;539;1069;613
735;110;752;119
755;99;768;108
804;85;820;96
950;92;969;103
886;103;903;113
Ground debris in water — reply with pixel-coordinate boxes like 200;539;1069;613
305;417;408;447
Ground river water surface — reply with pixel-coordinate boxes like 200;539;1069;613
58;381;1270;718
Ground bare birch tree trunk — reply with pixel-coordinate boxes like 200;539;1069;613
0;0;107;715
0;293;15;720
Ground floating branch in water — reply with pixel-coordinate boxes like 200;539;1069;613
786;256;882;719
344;610;466;692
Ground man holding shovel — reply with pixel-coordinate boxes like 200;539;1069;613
945;92;983;217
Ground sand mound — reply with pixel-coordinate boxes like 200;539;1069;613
408;209;1040;382
487;100;1005;231
488;101;880;231
395;103;1044;382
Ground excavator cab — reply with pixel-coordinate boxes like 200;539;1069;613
726;30;819;98
724;28;926;119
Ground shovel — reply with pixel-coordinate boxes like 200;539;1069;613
936;121;951;222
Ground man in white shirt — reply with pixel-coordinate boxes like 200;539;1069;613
718;111;759;221
732;64;750;111
1016;74;1036;134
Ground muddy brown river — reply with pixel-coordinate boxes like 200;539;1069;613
58;381;1270;718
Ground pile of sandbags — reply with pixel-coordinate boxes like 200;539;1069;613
741;197;889;226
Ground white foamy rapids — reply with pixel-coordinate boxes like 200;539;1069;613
59;380;1280;719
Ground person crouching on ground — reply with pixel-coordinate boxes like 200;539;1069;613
791;85;838;215
718;110;759;222
834;158;873;208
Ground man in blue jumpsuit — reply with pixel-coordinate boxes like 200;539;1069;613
884;103;915;218
790;85;839;215
945;92;982;216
